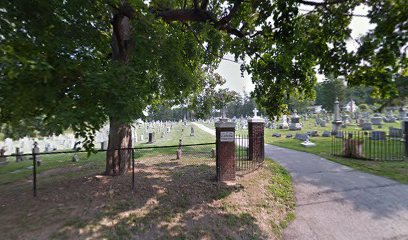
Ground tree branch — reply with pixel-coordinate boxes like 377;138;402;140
215;0;243;28
300;0;347;6
156;8;245;38
201;0;209;9
193;0;199;9
157;9;216;23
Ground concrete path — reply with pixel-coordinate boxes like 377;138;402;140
192;122;215;136
193;123;408;239
265;144;408;240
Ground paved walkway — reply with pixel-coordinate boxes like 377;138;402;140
192;122;215;136
193;123;408;239
265;144;408;240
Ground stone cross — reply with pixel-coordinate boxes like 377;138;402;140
253;108;259;118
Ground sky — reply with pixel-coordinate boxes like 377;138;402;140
216;5;374;95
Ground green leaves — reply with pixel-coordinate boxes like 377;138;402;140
1;0;407;143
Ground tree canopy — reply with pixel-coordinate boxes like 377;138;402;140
1;0;407;145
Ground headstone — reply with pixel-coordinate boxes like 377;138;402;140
100;141;108;150
148;132;155;143
0;147;8;166
341;114;350;125
361;122;373;131
286;134;293;138
384;111;397;123
15;147;25;162
72;154;80;162
389;127;403;138
335;132;344;138
272;133;281;137
370;131;386;140
399;108;407;120
190;127;195;137
33;142;41;166
4;138;13;155
371;113;383;125
310;130;319;137
133;133;138;143
295;133;308;141
316;117;326;127
301;135;316;148
278;115;289;129
289;110;302;130
322;130;331;137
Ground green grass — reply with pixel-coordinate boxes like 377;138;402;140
265;159;295;239
134;122;214;147
0;123;216;185
196;119;408;183
263;120;408;184
0;151;106;185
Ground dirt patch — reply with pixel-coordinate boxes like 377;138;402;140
0;157;293;239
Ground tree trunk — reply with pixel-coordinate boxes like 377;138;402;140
105;2;135;176
105;118;132;175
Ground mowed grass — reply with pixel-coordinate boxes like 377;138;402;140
263;120;408;184
198;119;408;183
0;151;295;239
0;123;216;186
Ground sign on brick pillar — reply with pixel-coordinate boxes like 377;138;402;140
215;121;236;182
248;108;265;162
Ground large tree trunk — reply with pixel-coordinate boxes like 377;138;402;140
105;118;132;175
105;2;135;176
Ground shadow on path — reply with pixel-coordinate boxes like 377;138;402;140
265;144;408;240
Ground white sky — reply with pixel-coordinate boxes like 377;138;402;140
216;5;374;95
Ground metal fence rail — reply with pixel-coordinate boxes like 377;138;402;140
331;130;406;161
235;134;264;173
0;142;216;197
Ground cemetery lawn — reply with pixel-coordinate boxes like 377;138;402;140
0;123;214;185
264;127;408;184
195;120;408;183
0;157;294;239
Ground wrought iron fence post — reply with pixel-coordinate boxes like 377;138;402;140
177;139;183;160
132;148;135;192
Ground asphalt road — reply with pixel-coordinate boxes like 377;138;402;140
193;122;408;239
265;144;408;240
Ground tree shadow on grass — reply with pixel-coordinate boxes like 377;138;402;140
0;159;268;240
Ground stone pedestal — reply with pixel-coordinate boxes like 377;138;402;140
371;113;383;125
148;132;155;144
332;121;342;134
289;111;302;130
215;120;236;182
248;118;264;162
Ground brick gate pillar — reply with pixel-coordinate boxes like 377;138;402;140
248;109;265;162
215;120;236;182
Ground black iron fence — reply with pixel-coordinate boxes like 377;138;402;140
0;142;216;197
235;134;264;173
331;130;407;161
1;133;267;197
